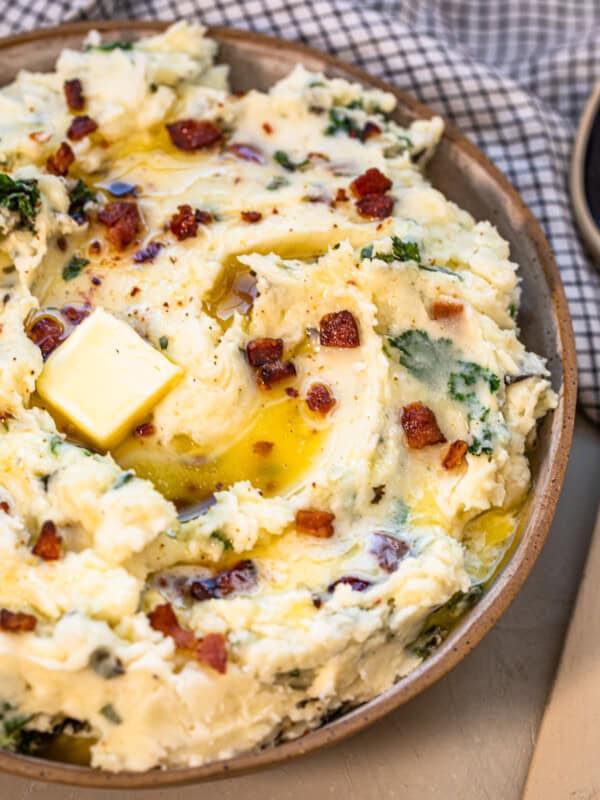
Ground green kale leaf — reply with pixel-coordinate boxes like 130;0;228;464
0;174;40;230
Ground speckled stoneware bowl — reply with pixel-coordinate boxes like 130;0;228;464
0;20;577;789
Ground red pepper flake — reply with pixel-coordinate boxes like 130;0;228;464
295;509;335;538
67;115;98;141
241;210;262;223
401;402;447;449
98;201;141;250
46;142;75;176
319;310;360;348
190;560;258;602
252;440;274;456
246;338;283;367
257;360;296;389
370;532;409;573
328;576;371;593
195;632;227;674
350;168;392;198
61;304;90;325
361;121;382;141
0;609;37;633
169;204;198;241
64;78;85;111
32;520;62;561
432;299;464;320
166;119;222;151
442;440;468;470
262;122;274;134
355;193;394;219
227;143;265;163
134;422;155;437
286;387;299;398
306;382;336;414
26;314;65;359
133;241;164;263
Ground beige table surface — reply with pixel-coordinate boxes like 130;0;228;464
2;413;598;800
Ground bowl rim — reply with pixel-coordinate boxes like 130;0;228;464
0;18;577;789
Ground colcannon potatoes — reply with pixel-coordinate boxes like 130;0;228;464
0;23;555;770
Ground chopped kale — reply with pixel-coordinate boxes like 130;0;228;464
324;108;362;138
49;435;63;455
418;263;460;278
89;646;126;679
468;432;494;456
0;705;33;751
113;470;134;489
409;624;446;659
87;41;134;52
387;329;455;384
100;703;122;724
345;99;364;110
62;255;90;281
210;531;233;550
508;302;517;319
0;174;40;230
273;150;309;172
448;361;500;401
158;335;168;350
409;585;484;659
360;244;373;259
68;179;95;223
266;175;290;190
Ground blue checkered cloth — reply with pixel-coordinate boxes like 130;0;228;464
1;0;599;422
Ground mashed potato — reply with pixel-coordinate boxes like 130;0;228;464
0;23;555;770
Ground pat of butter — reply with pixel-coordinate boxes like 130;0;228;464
36;308;181;450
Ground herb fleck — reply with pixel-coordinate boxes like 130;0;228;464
62;255;90;281
113;470;134;489
273;150;309;172
266;175;290;190
89;647;126;679
0;174;40;230
210;531;233;550
100;703;122;724
158;335;168;350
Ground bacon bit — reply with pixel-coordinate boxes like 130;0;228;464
246;338;283;367
335;187;348;203
169;204;198;240
196;633;227;674
67;115;98;141
61;304;90;325
148;602;197;650
295;509;335;538
190;560;258;601
286;387;299;398
350;168;392;198
91;276;102;286
241;210;262;223
256;360;296;389
262;122;274;134
306;382;336;414
134;422;155;437
355;194;394;219
442;440;469;470
227;143;265;163
130;286;140;297
253;440;274;456
133;241;164;263
98;202;141;250
370;533;409;573
319;310;360;348
29;130;52;144
361;121;381;141
64;78;85;111
432;299;464;320
46;142;74;176
26;314;64;359
32;520;62;561
401;402;447;449
166;119;222;151
0;609;37;633
0;501;9;513
328;576;372;592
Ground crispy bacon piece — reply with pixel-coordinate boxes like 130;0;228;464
26;314;64;359
432;299;464;320
370;532;409;573
166;119;222;151
246;338;283;367
61;304;90;325
319;310;360;348
361;121;381;141
32;520;62;561
442;440;468;470
190;560;258;601
169;204;198;240
64;78;85;111
241;210;262;223
295;509;335;538
286;387;299;398
227;143;265;163
306;382;336;414
350;168;392;198
134;422;155;437
328;576;372;592
148;602;196;651
196;633;227;674
401;402;447;449
133;241;163;263
252;440;274;456
67;115;98;141
256;360;296;389
98;201;141;250
46;142;75;176
0;501;9;514
355;193;394;219
0;609;37;633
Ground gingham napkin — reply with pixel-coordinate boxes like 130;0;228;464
0;0;599;423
